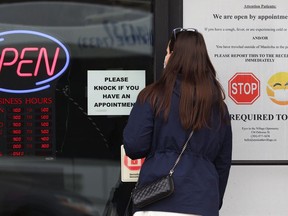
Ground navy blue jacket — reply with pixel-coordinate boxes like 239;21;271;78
123;78;232;216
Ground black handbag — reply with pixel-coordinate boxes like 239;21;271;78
130;130;194;209
132;174;174;208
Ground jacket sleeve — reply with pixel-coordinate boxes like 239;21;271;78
214;115;232;209
123;100;154;160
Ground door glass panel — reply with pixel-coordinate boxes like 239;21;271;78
0;1;153;215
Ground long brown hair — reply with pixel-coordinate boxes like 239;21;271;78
138;30;226;130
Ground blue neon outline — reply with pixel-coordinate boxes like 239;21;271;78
0;30;70;94
0;85;50;93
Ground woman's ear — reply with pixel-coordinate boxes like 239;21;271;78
164;52;172;68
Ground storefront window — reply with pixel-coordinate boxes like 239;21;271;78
0;0;153;215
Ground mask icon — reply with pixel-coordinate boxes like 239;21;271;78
267;85;288;101
266;72;288;105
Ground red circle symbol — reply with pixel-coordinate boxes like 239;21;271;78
228;72;260;104
124;156;145;171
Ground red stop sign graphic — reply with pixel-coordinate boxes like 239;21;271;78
228;72;260;104
124;156;145;171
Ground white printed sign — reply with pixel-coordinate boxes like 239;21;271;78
87;70;145;115
120;145;145;182
184;0;288;160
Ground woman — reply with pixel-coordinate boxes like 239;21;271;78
123;28;232;216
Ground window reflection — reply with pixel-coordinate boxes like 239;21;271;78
0;0;153;215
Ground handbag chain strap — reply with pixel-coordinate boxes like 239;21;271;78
169;130;194;176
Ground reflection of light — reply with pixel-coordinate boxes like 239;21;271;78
55;194;98;215
0;2;152;57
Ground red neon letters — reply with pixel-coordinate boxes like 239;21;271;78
0;47;60;77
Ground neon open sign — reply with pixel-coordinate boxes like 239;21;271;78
0;30;70;93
